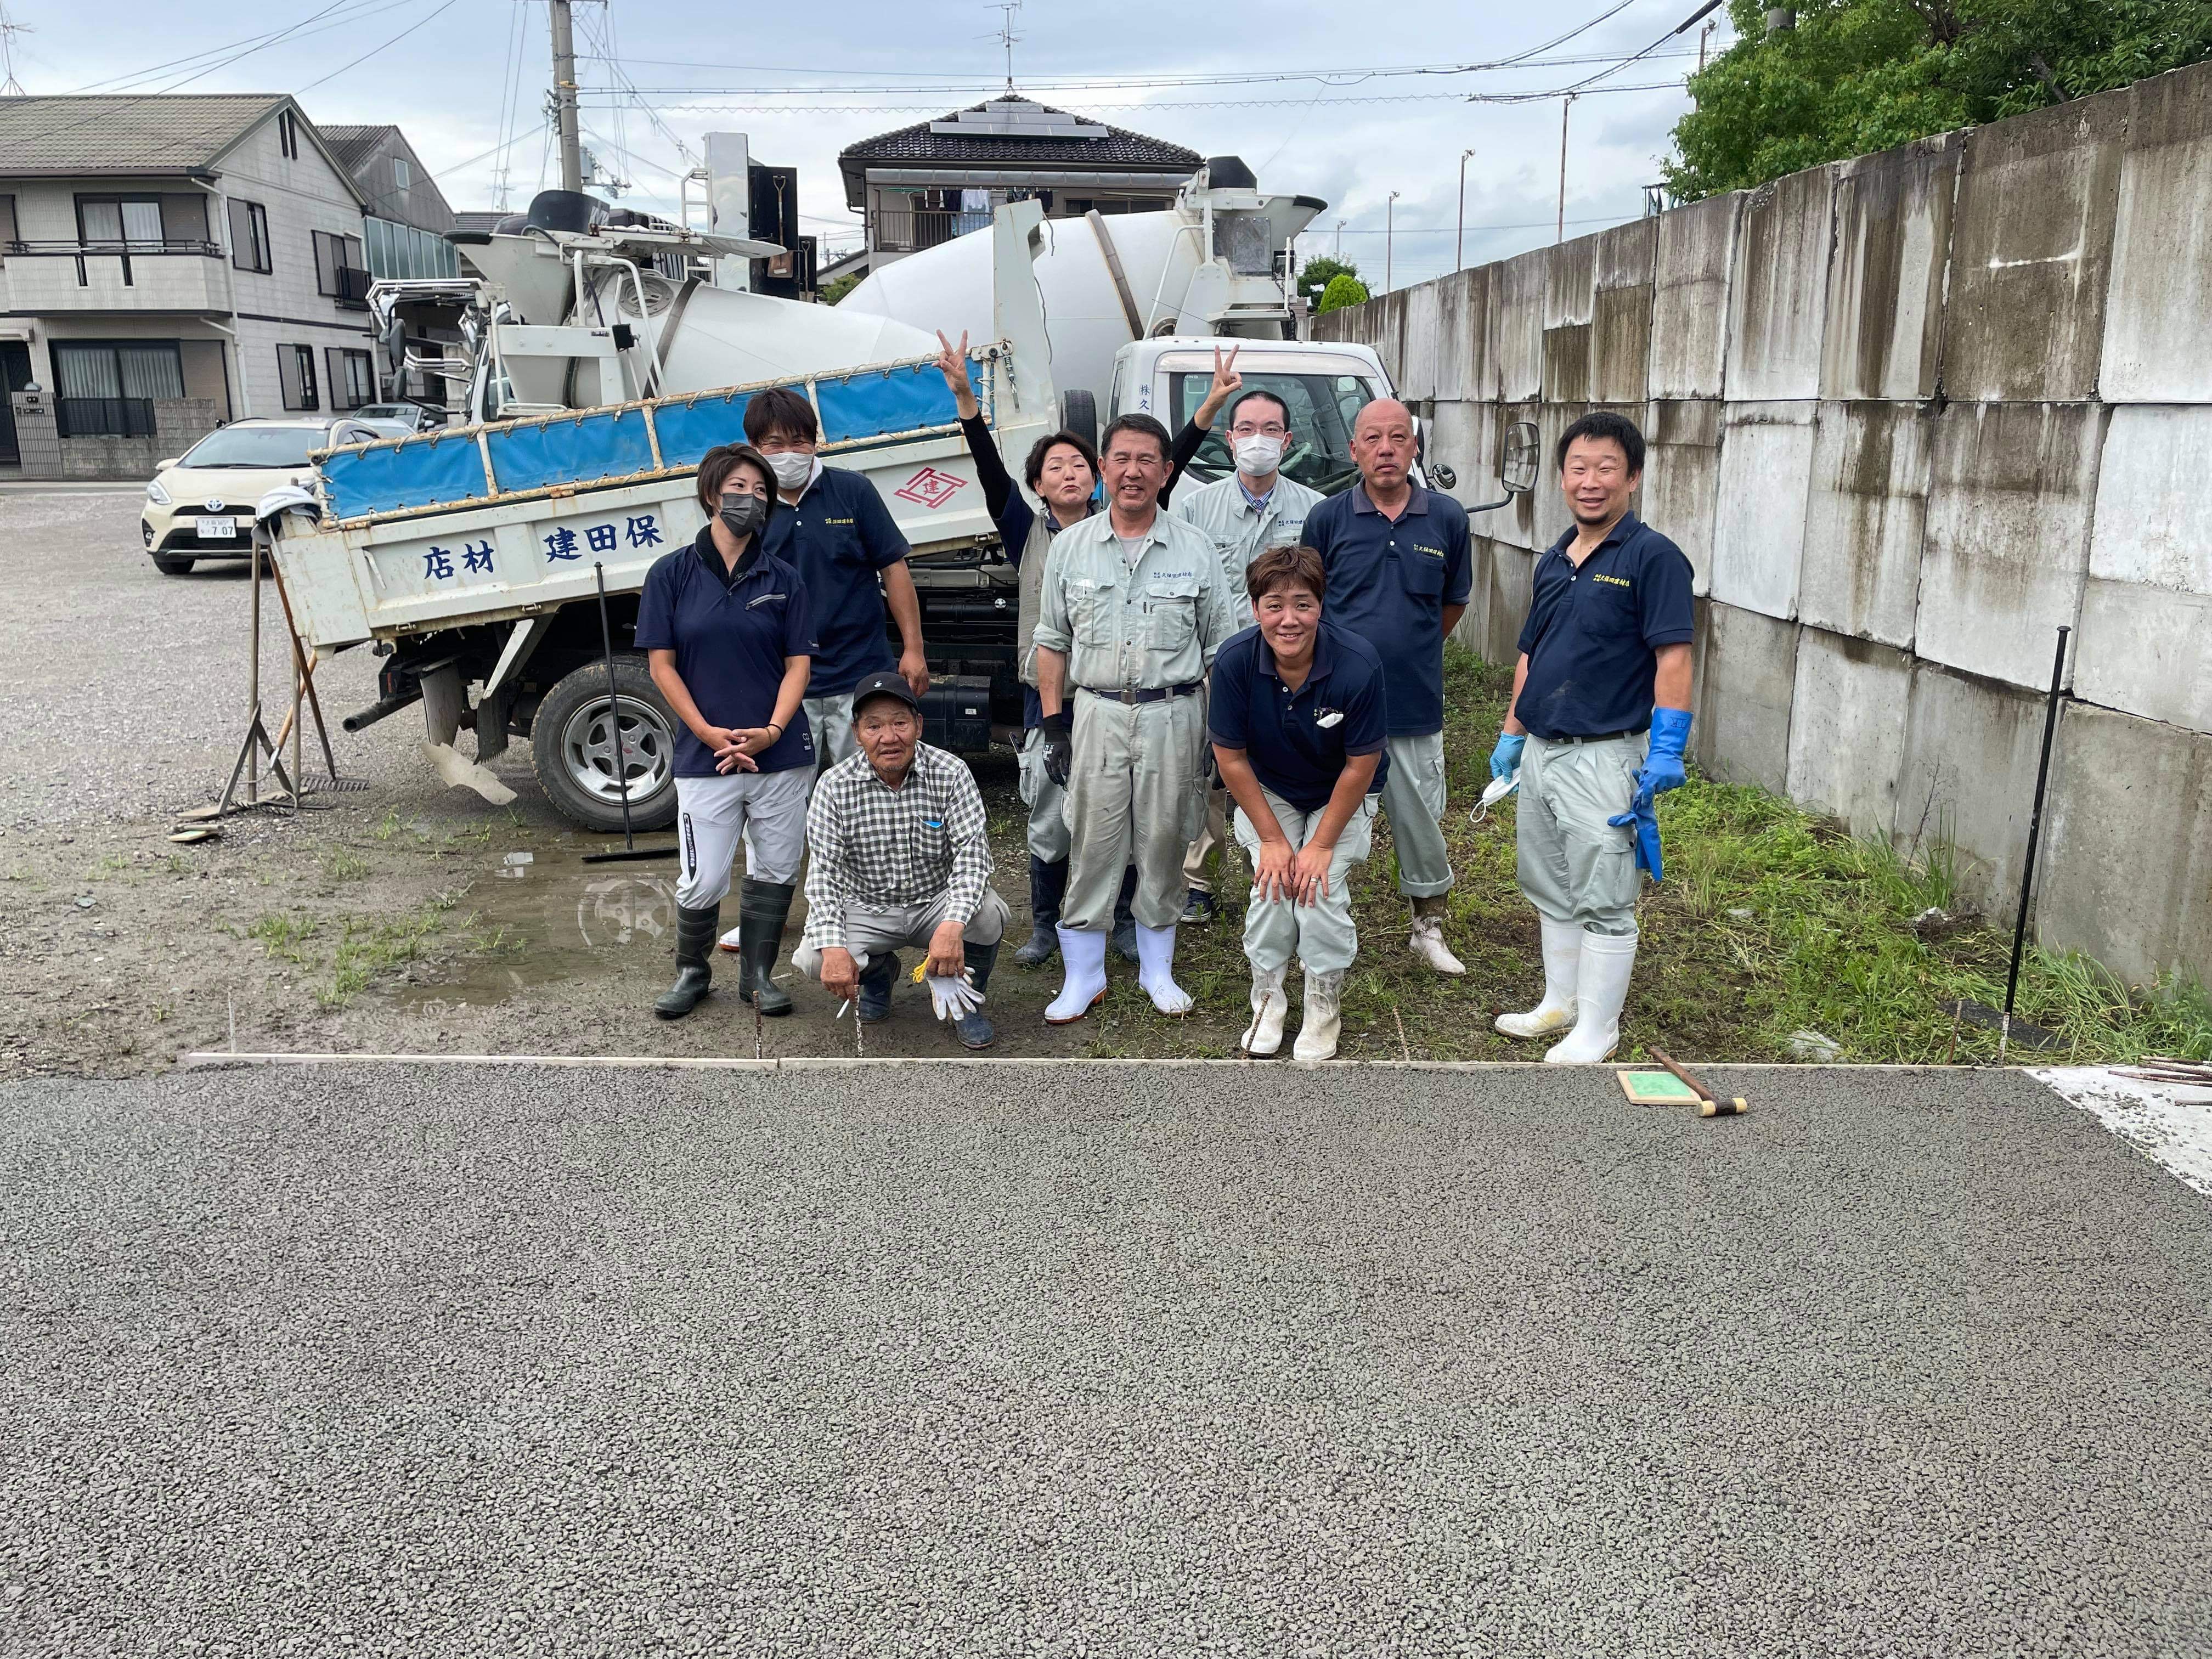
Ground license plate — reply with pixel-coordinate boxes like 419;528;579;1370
195;516;237;539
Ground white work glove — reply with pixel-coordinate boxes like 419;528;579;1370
925;969;985;1022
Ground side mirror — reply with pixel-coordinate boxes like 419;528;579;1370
1500;420;1541;495
156;458;179;472
1430;462;1457;489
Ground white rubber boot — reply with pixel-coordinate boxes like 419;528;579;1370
1133;922;1193;1015
1496;917;1584;1039
1240;965;1288;1056
1044;925;1110;1024
1293;968;1344;1062
1544;931;1639;1064
1408;898;1465;975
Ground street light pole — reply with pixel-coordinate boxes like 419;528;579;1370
1556;94;1576;244
1385;190;1401;292
1457;148;1475;272
1335;218;1346;258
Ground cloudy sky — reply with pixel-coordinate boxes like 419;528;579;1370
4;0;1734;291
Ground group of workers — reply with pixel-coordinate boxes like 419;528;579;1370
635;340;1694;1062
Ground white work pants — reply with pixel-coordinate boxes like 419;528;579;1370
1061;691;1207;932
674;768;811;909
1232;788;1377;974
1515;732;1646;936
1379;730;1454;898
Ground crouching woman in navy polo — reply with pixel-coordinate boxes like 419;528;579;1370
635;443;815;1022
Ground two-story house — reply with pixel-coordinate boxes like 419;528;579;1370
837;95;1201;277
321;124;459;282
0;93;377;479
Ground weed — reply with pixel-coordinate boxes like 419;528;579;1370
323;847;371;882
373;808;402;842
163;854;189;877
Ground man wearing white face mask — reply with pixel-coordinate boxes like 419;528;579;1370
1170;382;1325;923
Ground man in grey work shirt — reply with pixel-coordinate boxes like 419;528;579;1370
1170;384;1326;924
1032;413;1240;1024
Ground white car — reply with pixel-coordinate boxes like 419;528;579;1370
354;400;444;433
140;416;384;576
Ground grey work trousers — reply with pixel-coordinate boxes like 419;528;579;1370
675;767;811;908
1016;725;1072;864
1379;730;1454;898
1515;732;1646;936
804;696;859;776
1232;788;1378;974
792;888;1011;977
1182;786;1231;894
1062;689;1207;932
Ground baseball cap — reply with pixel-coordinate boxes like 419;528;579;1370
849;671;922;718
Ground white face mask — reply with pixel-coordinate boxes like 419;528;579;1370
1232;434;1284;479
766;451;815;491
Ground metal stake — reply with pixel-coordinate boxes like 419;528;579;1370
580;561;674;864
2001;625;2071;1059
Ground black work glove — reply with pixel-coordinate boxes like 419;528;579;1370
1041;710;1073;789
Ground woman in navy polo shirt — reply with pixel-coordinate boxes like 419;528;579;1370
635;443;815;1022
1209;544;1390;1062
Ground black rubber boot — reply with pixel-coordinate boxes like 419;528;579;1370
1015;855;1068;967
1113;864;1139;963
654;902;719;1020
857;952;899;1023
735;879;797;1018
953;939;1001;1049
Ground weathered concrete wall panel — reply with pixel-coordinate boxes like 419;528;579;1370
1593;285;1652;404
1399;278;1441;403
1651;193;1739;398
2101;62;2212;402
1431;269;1473;404
1822;137;1957;400
1694;602;1797;792
1462;263;1500;405
1596;217;1657;293
1542;236;1595;403
1483;543;1536;667
1485;401;1543;552
1916;402;2101;688
1725;168;1836;400
1427;398;1496;516
2076;404;2212;734
1944;96;2123;403
1895;662;2050;919
1497;249;1547;402
1643;399;1723;594
1799;401;1931;648
1709;400;1816;620
2041;702;2212;986
1453;535;1497;660
1370;288;1408;387
1786;630;1912;839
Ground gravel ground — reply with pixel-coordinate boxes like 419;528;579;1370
2;1060;2207;1656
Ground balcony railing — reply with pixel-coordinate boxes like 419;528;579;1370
4;237;224;289
866;207;991;254
55;397;157;439
334;265;373;309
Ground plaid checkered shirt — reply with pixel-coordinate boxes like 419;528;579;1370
801;742;995;951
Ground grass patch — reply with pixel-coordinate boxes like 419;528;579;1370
244;900;467;1009
323;847;371;882
1054;645;2210;1064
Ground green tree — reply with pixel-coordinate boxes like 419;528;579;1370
817;272;862;307
1666;0;2212;202
1297;255;1361;308
1317;272;1372;314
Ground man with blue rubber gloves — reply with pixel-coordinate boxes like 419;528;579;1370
1488;410;1694;1065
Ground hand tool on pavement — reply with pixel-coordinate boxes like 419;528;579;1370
1646;1046;1748;1117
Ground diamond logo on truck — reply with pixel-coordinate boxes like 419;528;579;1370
894;466;967;510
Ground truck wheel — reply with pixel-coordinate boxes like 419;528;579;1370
151;555;195;576
529;657;680;834
1060;389;1098;450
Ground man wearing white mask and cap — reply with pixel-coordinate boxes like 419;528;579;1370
1169;358;1325;924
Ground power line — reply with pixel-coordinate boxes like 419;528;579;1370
55;0;407;93
432;119;549;182
599;82;1687;116
295;0;461;96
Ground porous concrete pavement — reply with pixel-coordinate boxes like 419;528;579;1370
3;1062;2208;1655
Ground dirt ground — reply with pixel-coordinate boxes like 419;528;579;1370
0;487;1768;1079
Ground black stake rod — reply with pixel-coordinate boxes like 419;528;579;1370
2004;625;2070;1028
578;565;675;865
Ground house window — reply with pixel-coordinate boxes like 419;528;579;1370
50;341;184;437
325;347;375;410
276;344;319;411
312;229;369;305
0;195;16;250
75;194;210;250
228;199;272;272
278;109;301;160
392;156;411;190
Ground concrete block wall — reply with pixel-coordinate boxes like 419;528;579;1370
1314;59;2212;988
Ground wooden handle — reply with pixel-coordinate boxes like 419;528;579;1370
1647;1045;1714;1102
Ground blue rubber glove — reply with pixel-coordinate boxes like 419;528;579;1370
1608;800;1664;883
1488;731;1526;781
1632;707;1694;811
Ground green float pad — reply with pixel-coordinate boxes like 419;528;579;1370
1617;1070;1702;1105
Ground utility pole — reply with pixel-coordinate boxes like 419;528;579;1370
548;0;584;195
1334;218;1346;258
1456;149;1475;272
1556;94;1575;244
1385;190;1400;292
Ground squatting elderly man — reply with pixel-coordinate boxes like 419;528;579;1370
1210;544;1388;1063
1300;397;1476;978
1031;413;1241;1023
792;672;1012;1049
1488;410;1695;1065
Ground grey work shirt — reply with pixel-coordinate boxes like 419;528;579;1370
1032;507;1239;691
1170;471;1327;590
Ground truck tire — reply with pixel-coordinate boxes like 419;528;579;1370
1060;388;1098;449
529;656;681;834
151;555;195;576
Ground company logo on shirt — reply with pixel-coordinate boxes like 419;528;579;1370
1411;543;1446;559
747;591;786;607
1593;572;1633;589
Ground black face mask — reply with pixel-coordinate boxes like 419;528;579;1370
718;495;768;540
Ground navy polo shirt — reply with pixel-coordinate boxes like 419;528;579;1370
1209;621;1390;812
1304;483;1473;737
634;527;816;778
761;465;910;698
1514;511;1695;740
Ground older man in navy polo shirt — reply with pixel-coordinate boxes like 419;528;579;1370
1489;410;1695;1065
1211;544;1389;1062
1301;397;1474;977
